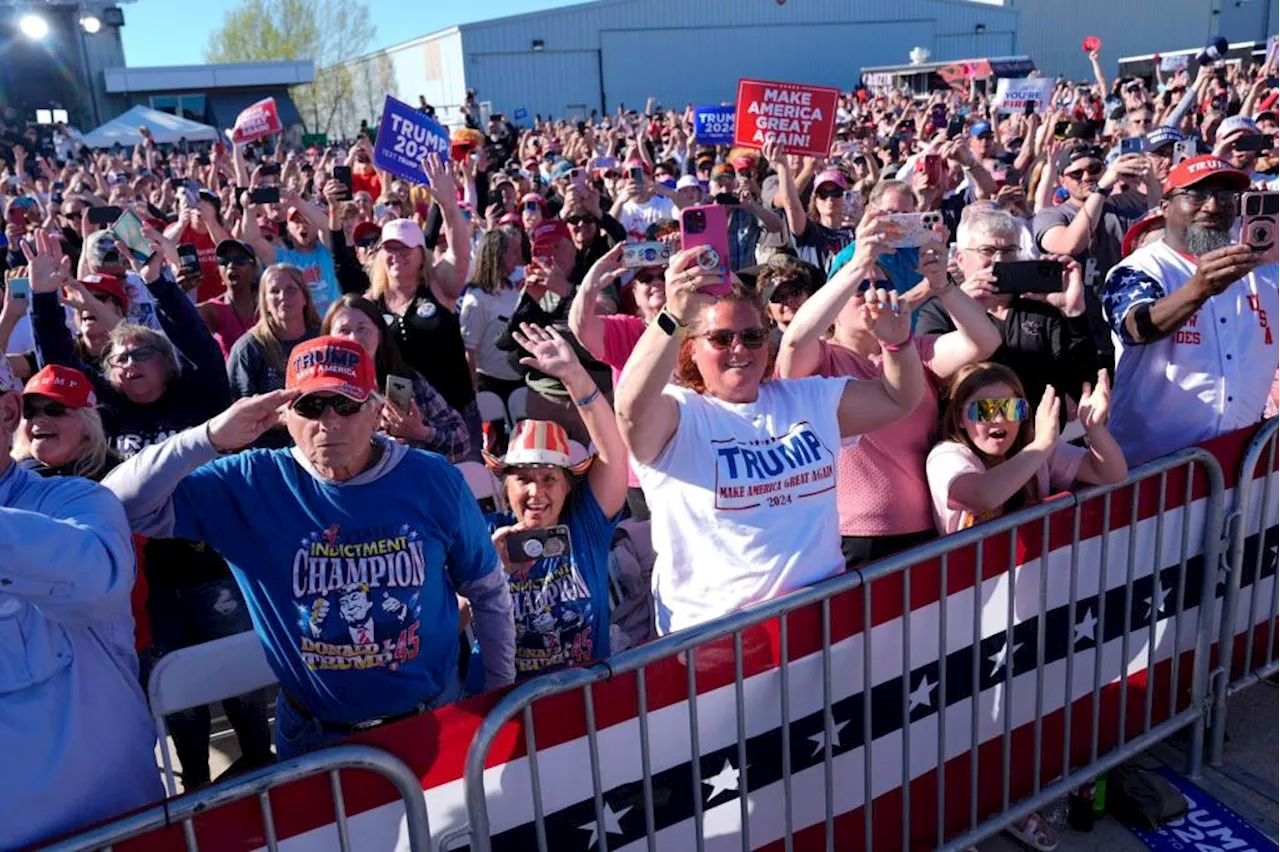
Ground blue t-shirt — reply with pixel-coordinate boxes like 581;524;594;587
275;242;340;316
487;485;619;678
168;447;496;724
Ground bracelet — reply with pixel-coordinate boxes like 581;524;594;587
881;333;914;354
573;387;602;407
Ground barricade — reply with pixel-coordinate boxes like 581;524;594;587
1210;416;1279;766
39;744;432;852
463;447;1226;851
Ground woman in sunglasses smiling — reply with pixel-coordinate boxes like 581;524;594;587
13;364;118;481
615;246;925;635
927;362;1126;534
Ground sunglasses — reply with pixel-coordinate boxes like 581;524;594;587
564;215;596;226
634;270;665;284
23;399;72;419
701;326;770;350
355;237;379;249
292;394;367;420
965;397;1029;423
815;186;845;200
1063;163;1104;180
218;254;253;267
107;345;160;368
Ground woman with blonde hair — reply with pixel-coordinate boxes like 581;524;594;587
369;159;481;460
13;364;118;481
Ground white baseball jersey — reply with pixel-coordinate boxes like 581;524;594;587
1102;239;1278;465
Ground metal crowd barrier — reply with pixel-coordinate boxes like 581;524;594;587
40;744;432;852
1210;417;1279;766
463;447;1226;852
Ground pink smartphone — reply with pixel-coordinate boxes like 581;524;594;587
679;205;731;297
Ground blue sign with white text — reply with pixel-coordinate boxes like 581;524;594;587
1127;767;1277;852
694;105;735;145
373;95;450;185
513;108;529;121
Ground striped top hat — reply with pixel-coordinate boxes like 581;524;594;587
484;419;593;475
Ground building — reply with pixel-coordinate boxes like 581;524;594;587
360;0;1021;127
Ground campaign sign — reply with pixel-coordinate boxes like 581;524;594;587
992;77;1054;114
694;105;736;145
733;78;840;158
513;107;528;121
373;95;450;185
229;97;281;144
1126;766;1277;852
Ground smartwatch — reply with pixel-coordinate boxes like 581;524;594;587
656;308;686;338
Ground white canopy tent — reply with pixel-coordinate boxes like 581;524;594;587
81;105;220;148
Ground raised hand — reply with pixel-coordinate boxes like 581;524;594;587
1077;369;1111;434
19;229;70;295
208;389;301;452
1029;386;1061;451
420;152;458;200
512;323;582;380
861;287;911;347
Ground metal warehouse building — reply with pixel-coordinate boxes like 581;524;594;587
370;0;1021;123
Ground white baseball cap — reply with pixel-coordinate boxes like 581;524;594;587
1218;115;1259;139
676;175;701;190
379;218;425;249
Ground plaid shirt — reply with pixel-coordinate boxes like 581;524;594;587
412;374;471;462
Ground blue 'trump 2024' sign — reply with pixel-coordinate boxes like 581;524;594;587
373;95;450;185
694;105;735;145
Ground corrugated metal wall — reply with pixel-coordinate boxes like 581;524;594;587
456;0;1019;115
1006;0;1219;80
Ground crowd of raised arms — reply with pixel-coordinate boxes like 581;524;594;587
0;41;1276;851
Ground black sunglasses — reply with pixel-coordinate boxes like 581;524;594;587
634;270;665;284
355;237;379;249
23;399;71;419
1063;163;1104;179
292;394;366;420
815;186;844;200
701;326;770;350
218;254;253;267
564;215;596;226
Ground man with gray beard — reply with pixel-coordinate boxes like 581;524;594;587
1102;156;1278;464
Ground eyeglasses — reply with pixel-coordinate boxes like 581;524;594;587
107;345;160;368
292;394;366;420
1062;163;1104;180
963;244;1021;260
564;215;596;226
23;399;71;419
700;326;770;350
1168;188;1241;206
965;397;1029;423
815;186;844;200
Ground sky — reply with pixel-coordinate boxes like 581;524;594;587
119;0;587;67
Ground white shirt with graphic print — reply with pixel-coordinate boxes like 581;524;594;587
634;376;850;636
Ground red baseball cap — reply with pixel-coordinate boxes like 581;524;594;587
530;219;571;252
351;220;381;244
1163;155;1250;195
24;364;97;409
285;336;375;403
498;212;523;230
79;273;128;309
520;192;545;207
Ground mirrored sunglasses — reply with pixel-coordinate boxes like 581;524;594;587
965;397;1029;423
701;326;770;350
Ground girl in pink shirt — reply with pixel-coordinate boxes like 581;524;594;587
777;215;1002;567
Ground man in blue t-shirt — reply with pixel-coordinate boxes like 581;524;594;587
106;335;515;758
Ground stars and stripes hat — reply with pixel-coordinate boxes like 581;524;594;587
23;365;97;409
483;419;593;475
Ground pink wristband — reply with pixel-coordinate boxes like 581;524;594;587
881;334;914;354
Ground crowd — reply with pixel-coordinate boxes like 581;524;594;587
0;38;1276;852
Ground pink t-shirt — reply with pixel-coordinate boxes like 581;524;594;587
599;314;648;488
925;439;1087;535
811;337;942;536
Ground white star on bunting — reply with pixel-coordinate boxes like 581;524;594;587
808;715;850;757
988;638;1025;678
703;758;741;803
908;674;936;712
578;801;632;847
1074;606;1098;647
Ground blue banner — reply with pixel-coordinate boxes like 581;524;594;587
373;95;450;185
1127;767;1277;852
694;105;735;145
513;107;528;121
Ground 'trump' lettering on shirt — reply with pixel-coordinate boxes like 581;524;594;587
713;422;836;510
290;523;426;672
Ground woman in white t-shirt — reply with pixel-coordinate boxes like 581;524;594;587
459;227;524;402
615;246;926;636
926;362;1126;535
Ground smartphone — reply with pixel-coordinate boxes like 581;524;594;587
384;374;414;412
622;241;673;268
679;205;731;297
1172;139;1197;165
947;115;966;139
993;260;1064;295
177;243;201;272
332;165;353;200
1239;191;1278;254
87;206;122;226
250;186;281;204
1053;120;1071;139
1120;137;1144;155
881;212;944;249
628;165;646;183
7;277;30;301
712;192;740;206
506;524;571;562
259;163;280;177
917;154;943;186
568;167;584;181
1023;98;1037;116
181;185;200;209
1235;134;1274;153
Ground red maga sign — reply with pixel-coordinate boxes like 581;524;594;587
229;97;282;144
733;78;840;158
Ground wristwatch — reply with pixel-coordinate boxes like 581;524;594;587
656;308;687;338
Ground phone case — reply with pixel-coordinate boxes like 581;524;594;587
622;241;673;268
7;278;29;300
1240;192;1278;254
385;375;414;412
507;525;572;562
679;205;731;296
993;260;1064;295
882;212;943;249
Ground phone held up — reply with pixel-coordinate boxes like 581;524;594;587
176;243;201;273
1239;191;1278;255
384;375;414;413
622;241;673;269
881;212;943;249
993;260;1064;295
249;186;281;205
87;206;123;227
679;205;731;297
331;165;354;201
7;277;30;301
507;524;572;563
